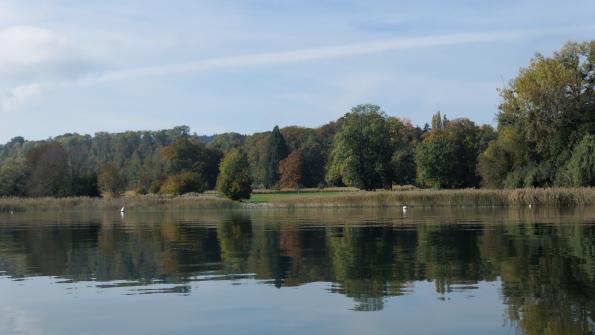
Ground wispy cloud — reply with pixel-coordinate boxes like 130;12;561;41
91;30;525;82
1;26;594;112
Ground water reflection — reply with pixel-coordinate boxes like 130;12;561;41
0;207;594;334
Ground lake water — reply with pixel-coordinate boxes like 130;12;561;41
0;207;594;335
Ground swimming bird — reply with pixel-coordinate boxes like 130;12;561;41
402;205;408;212
120;206;126;213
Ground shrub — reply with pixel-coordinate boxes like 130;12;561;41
160;172;207;195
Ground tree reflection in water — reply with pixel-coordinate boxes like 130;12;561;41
0;207;593;335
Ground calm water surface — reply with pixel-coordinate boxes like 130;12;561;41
0;207;594;335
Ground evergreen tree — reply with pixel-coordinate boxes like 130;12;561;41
262;126;288;188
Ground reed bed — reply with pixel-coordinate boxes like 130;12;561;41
0;194;235;213
255;188;595;208
1;188;593;212
252;187;359;194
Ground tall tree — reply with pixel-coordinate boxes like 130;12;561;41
415;131;457;188
417;115;484;188
326;105;395;190
494;41;595;186
262;126;288;188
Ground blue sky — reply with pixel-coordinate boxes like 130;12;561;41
0;0;594;142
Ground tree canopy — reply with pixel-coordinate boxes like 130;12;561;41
0;40;593;196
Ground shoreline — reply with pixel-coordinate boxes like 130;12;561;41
1;188;594;212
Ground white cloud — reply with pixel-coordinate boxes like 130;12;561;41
0;26;75;75
0;84;43;111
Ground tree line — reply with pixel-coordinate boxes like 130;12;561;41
0;41;593;199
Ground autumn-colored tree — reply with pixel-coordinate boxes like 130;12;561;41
278;150;303;189
160;172;207;195
98;163;126;197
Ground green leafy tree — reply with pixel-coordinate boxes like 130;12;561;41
207;132;246;153
478;126;528;188
415;131;457;188
326;104;394;190
416;114;484;189
217;149;253;200
262;126;288;188
389;118;422;186
495;41;594;185
300;140;326;187
445;118;482;187
0;159;29;196
160;138;222;189
564;134;595;186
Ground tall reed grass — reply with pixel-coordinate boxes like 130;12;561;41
255;188;595;208
0;194;235;213
1;188;593;212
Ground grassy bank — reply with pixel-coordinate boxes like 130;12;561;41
1;188;593;212
0;194;236;213
248;188;595;208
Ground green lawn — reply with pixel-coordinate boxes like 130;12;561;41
248;192;348;203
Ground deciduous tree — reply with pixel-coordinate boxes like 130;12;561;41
98;163;126;197
326;104;394;190
278;150;302;189
217;149;253;200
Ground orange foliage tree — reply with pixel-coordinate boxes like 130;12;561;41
278;150;303;189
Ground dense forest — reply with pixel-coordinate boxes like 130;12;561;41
0;41;593;198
